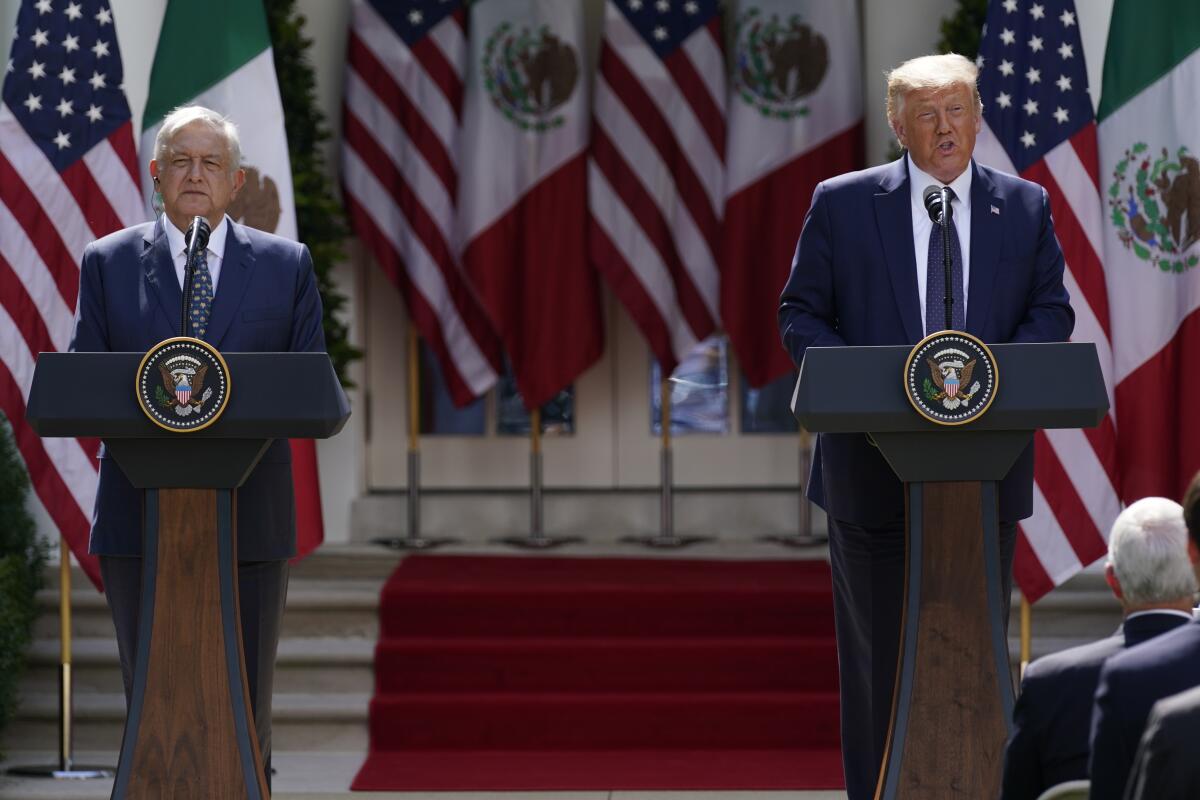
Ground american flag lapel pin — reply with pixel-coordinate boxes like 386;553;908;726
990;205;1000;215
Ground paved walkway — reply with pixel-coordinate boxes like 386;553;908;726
0;751;848;799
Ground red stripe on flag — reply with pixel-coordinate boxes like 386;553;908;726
589;215;678;375
289;439;323;562
1069;124;1100;192
1033;430;1109;566
343;190;479;407
462;154;603;409
662;34;725;160
591;125;717;342
0;149;80;310
108;122;142;194
410;35;463;127
722;123;864;387
1013;531;1054;603
61;159;123;237
0;366;101;590
1021;159;1111;341
0;251;57;360
347;32;457;199
1114;307;1200;503
599;43;721;259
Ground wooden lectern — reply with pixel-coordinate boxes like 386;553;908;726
26;351;350;800
792;342;1107;800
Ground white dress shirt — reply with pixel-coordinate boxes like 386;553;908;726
163;214;229;293
907;158;973;336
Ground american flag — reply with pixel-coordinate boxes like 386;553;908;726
974;0;1120;600
589;0;725;376
1;0;144;589
342;0;502;407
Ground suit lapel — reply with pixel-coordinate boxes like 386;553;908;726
874;157;922;343
203;219;254;348
967;162;1003;337
141;219;182;338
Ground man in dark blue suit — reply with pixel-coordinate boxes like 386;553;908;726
1125;684;1200;800
1001;497;1195;800
778;53;1074;800
1089;474;1200;800
69;105;325;777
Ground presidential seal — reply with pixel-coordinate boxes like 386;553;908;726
136;337;231;433
903;331;998;426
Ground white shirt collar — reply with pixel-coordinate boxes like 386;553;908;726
163;214;229;262
1125;609;1195;622
907;157;973;213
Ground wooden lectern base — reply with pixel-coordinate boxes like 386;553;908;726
111;488;268;800
876;481;1015;800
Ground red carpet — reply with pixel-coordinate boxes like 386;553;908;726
352;555;843;791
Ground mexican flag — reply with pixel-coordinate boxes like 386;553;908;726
1098;2;1200;502
457;0;603;410
721;0;863;387
140;0;324;559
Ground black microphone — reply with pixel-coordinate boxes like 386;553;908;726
922;184;953;225
180;216;211;337
922;186;956;331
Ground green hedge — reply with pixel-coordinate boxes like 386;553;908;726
0;414;47;758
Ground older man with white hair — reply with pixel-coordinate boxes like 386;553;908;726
778;52;1074;798
70;105;325;784
1001;498;1195;800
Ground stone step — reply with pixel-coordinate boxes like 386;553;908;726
21;637;375;696
34;579;383;640
1;692;370;754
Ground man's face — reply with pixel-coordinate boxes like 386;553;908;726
150;121;244;233
894;83;981;185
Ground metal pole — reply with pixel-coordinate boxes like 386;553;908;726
371;327;456;550
761;427;828;547
1019;594;1033;680
494;407;580;548
622;375;710;548
7;538;113;779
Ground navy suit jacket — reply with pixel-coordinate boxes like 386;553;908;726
69;217;326;560
1000;612;1189;800
778;156;1074;526
1126;683;1200;800
1089;618;1200;800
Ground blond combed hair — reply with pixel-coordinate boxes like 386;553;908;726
886;53;982;137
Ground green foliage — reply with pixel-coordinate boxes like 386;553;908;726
264;0;362;387
937;0;988;58
0;414;47;755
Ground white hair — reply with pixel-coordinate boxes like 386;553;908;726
886;53;982;135
1107;497;1197;607
153;105;242;175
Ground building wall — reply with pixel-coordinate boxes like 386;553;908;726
0;0;1113;544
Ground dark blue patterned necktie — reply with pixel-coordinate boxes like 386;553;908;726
926;187;965;334
188;248;214;339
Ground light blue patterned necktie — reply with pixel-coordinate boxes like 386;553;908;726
925;187;965;334
188;247;214;339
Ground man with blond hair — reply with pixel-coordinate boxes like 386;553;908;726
1001;498;1195;800
778;53;1073;798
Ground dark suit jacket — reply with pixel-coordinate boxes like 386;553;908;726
1089;618;1200;800
69;217;326;560
1125;684;1200;800
778;155;1074;526
1000;612;1189;800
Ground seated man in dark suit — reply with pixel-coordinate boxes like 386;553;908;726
1000;497;1195;800
1089;473;1200;800
1125;684;1200;800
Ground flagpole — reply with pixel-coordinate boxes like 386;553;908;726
622;373;710;548
371;326;456;550
761;427;827;547
1019;594;1033;680
494;407;581;549
6;538;113;780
